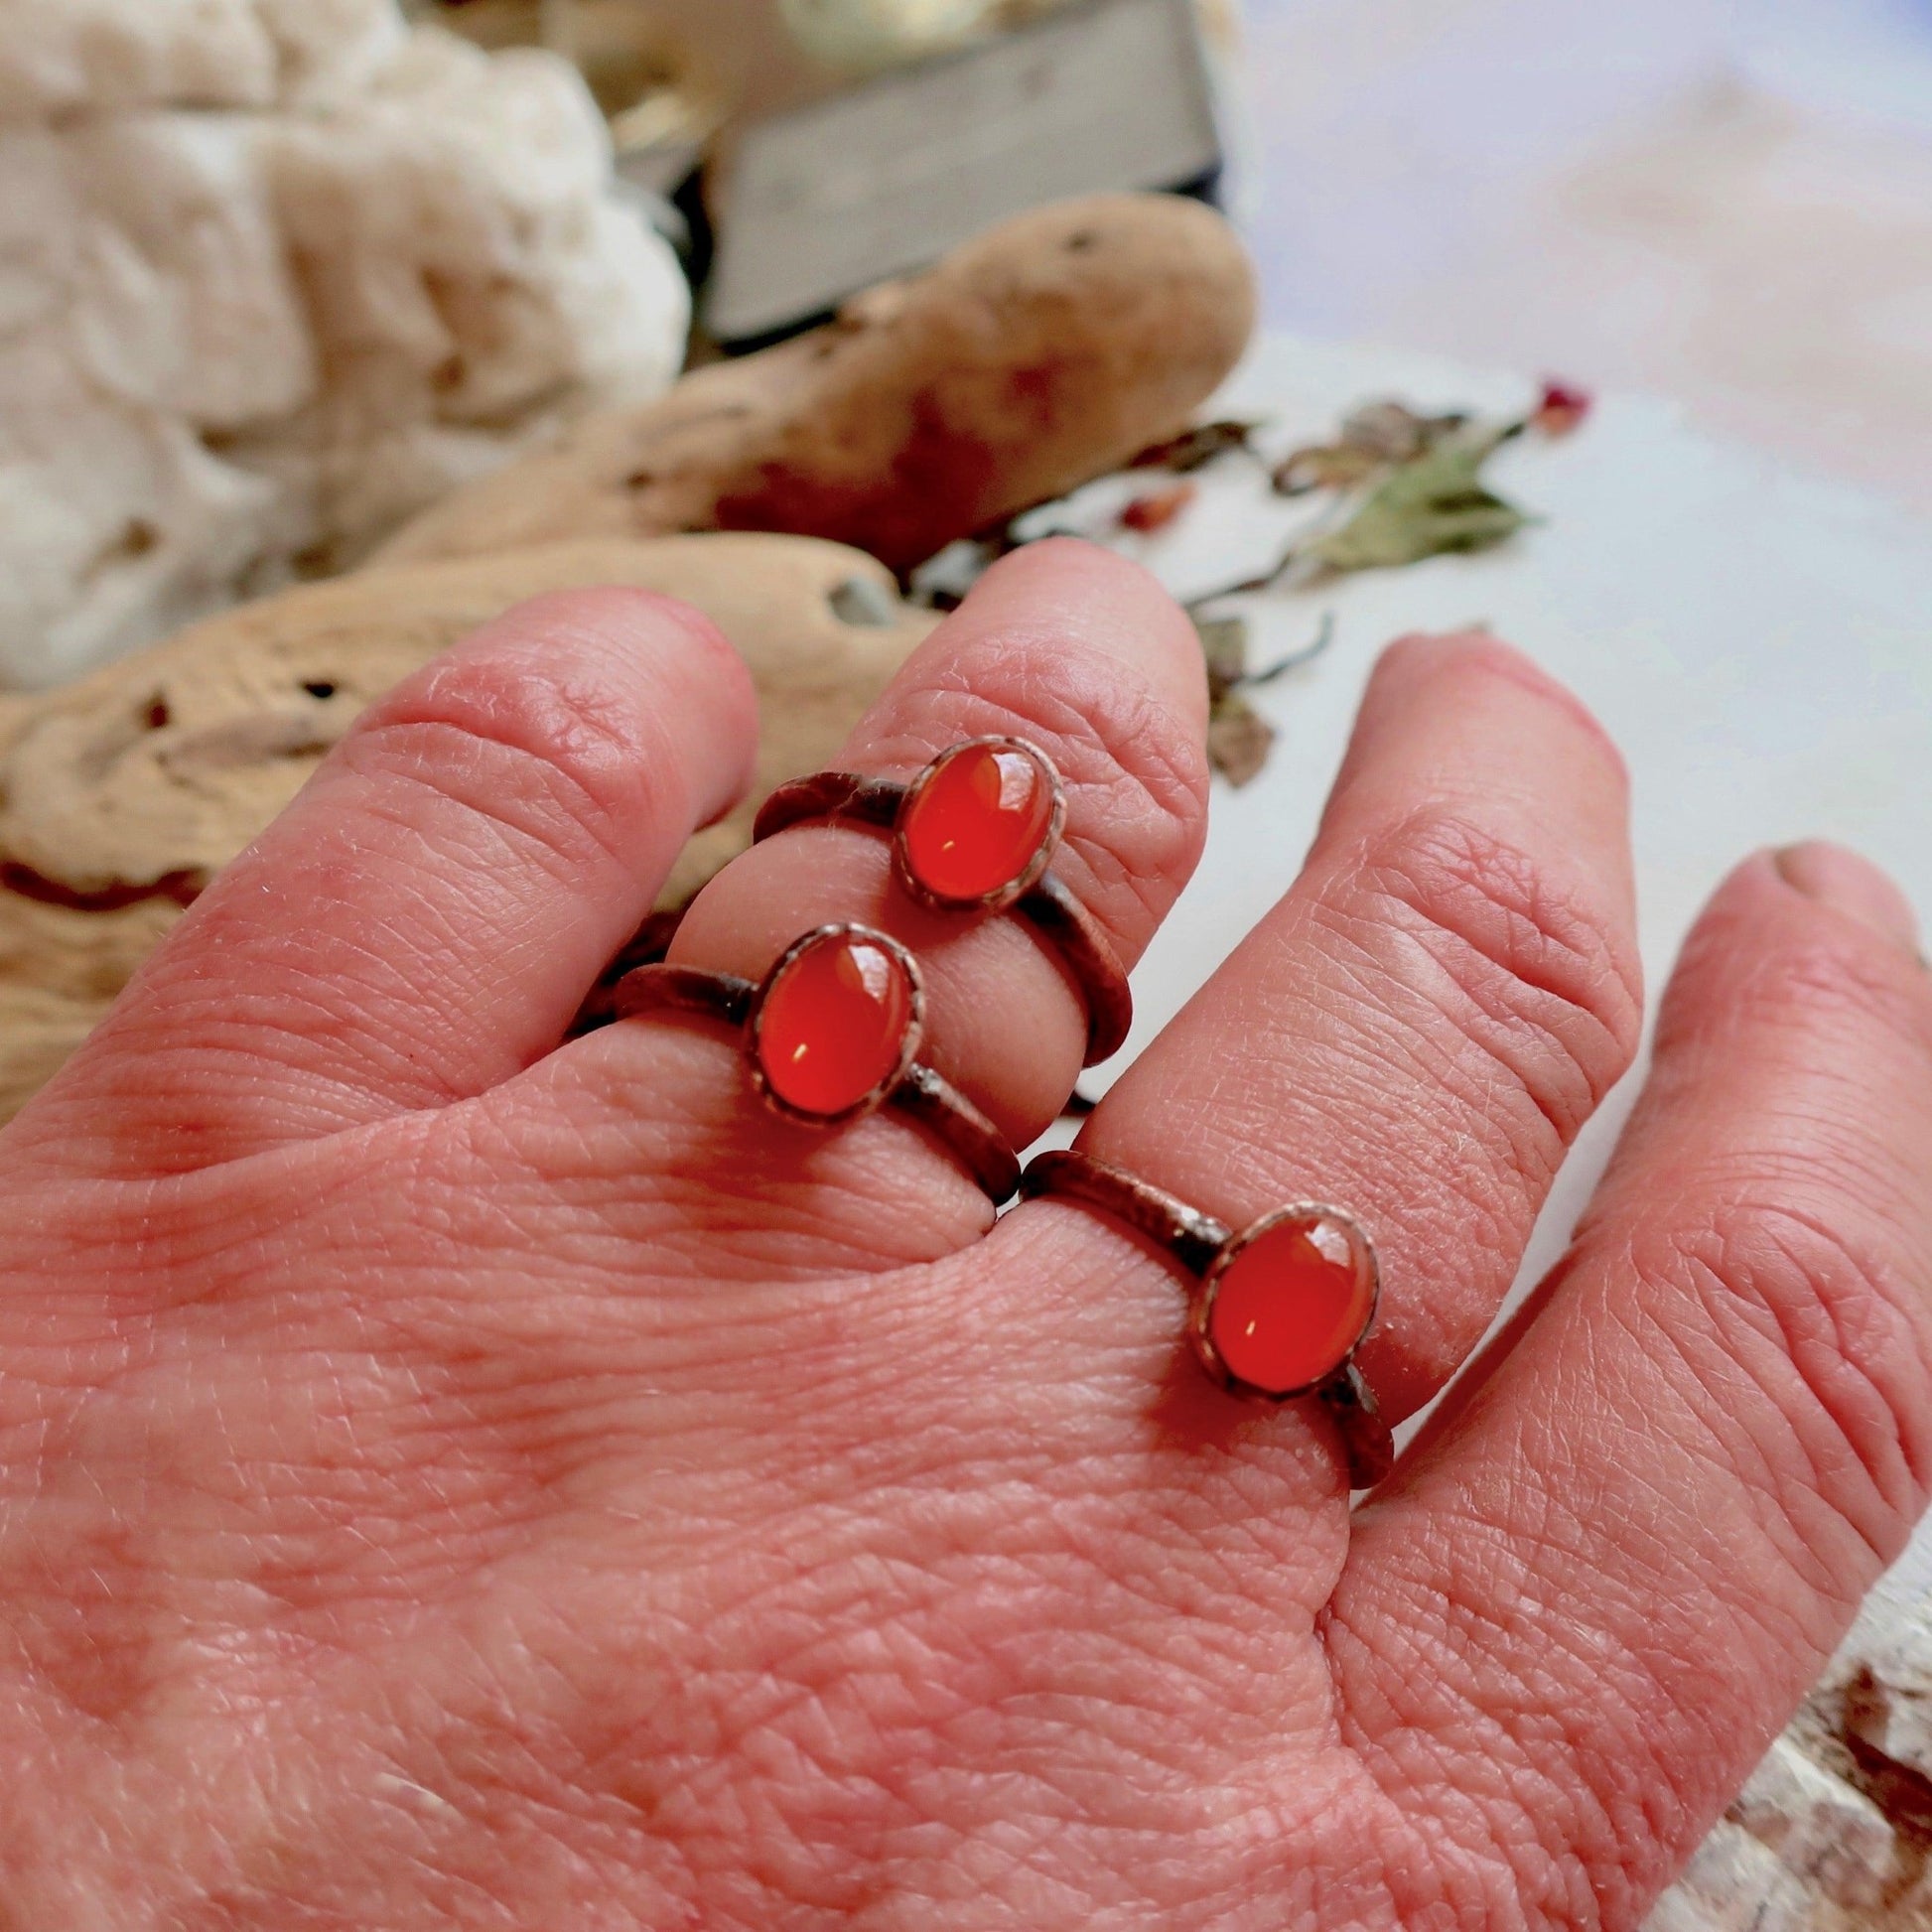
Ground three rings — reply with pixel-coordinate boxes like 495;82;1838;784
612;737;1393;1484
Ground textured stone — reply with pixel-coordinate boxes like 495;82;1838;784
1647;1537;1932;1929
1847;1608;1932;1783
1651;1823;1848;1932
0;0;407;120
1726;1736;1898;1912
0;535;934;1122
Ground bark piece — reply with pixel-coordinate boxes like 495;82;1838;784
0;534;934;1119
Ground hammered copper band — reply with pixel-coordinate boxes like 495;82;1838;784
1019;1150;1396;1489
752;770;1133;1066
610;963;1022;1204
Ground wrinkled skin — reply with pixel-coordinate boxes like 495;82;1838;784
3;542;1929;1930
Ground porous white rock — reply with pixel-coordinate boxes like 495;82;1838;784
1646;1540;1932;1928
0;0;408;121
1847;1599;1932;1781
1725;1736;1898;1912
1648;1823;1849;1932
0;2;689;688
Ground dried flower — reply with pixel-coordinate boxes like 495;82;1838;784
1533;377;1593;438
1119;483;1197;534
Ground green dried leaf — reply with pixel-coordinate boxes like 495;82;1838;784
1311;426;1531;574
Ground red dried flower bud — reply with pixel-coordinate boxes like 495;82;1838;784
1534;377;1594;438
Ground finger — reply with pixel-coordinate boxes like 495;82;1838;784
612;537;1209;1147
472;538;1207;1273
21;590;757;1175
1324;846;1932;1926
1021;631;1642;1435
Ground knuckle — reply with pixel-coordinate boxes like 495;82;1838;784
1641;1188;1932;1558
348;650;669;875
873;633;1209;935
1337;806;1643;1143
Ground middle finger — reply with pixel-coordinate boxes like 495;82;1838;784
1032;631;1643;1430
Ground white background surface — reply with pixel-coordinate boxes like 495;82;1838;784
1054;332;1932;1398
1236;0;1932;518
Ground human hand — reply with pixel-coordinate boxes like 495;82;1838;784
4;541;1929;1929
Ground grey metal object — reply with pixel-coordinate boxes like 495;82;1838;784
704;0;1224;347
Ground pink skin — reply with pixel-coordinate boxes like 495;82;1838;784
2;540;1929;1929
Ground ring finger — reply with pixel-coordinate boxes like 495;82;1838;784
666;537;1211;1143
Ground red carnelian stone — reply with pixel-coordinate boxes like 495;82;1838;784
757;930;913;1117
1206;1213;1374;1395
900;742;1053;902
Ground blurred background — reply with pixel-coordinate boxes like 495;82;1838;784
1237;0;1932;517
419;0;1932;508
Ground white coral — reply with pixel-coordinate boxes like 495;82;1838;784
0;2;689;687
0;0;408;120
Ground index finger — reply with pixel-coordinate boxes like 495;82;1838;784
17;591;757;1177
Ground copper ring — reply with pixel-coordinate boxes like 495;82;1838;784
1019;1151;1395;1489
611;927;1021;1205
752;738;1133;1066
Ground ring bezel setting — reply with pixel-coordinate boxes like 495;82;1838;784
1190;1202;1381;1403
1019;1150;1394;1488
892;735;1068;914
745;922;928;1127
611;926;1019;1202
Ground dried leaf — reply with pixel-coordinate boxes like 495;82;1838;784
1195;611;1276;784
1273;400;1469;495
1207;695;1275;787
1193;614;1250;702
1128;419;1264;474
1311;426;1530;573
